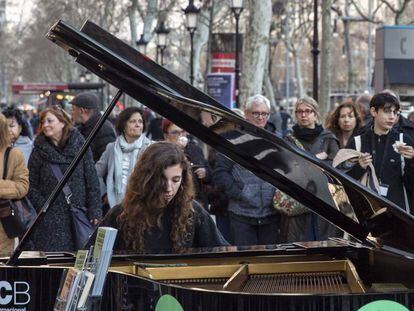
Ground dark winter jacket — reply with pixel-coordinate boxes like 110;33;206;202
213;132;277;221
345;128;414;212
185;140;211;205
394;115;414;141
27;128;102;251
78;111;116;162
288;128;340;164
101;201;229;252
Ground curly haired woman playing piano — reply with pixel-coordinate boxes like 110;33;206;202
101;142;228;252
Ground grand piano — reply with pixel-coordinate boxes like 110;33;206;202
1;20;414;311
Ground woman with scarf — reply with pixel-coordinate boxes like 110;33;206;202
96;107;152;209
280;97;340;242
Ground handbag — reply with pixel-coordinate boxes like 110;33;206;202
272;134;309;216
49;164;94;249
272;190;309;216
0;147;37;238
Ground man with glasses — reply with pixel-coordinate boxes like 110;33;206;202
244;94;271;129
213;94;280;246
345;92;414;213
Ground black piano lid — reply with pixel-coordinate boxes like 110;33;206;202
46;20;414;254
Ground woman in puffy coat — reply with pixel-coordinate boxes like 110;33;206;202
0;113;29;255
28;106;101;251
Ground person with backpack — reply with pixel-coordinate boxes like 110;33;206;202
344;92;414;213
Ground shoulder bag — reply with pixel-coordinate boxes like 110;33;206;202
272;134;309;216
0;147;37;238
49;164;94;249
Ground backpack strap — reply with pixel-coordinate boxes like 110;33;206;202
399;133;410;213
354;135;361;152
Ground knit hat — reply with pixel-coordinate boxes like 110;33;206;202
70;92;99;109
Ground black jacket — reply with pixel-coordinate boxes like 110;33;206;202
27;128;102;251
78;111;116;162
101;201;229;252
185;140;211;205
346;128;414;212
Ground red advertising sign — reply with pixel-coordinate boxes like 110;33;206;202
11;83;69;94
211;53;236;73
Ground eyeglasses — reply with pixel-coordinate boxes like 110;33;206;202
382;108;401;116
295;109;314;116
250;111;270;118
167;130;186;136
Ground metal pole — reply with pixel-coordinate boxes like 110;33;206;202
160;47;165;66
234;11;241;108
367;0;373;92
285;10;290;103
7;90;124;265
190;30;195;85
311;0;319;101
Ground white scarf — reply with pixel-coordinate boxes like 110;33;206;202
114;134;146;195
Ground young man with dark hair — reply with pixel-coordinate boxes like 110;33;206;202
345;92;414;213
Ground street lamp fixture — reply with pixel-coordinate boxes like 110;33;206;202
230;0;244;108
184;0;200;85
136;34;149;54
156;21;170;66
311;0;319;102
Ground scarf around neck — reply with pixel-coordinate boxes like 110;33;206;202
114;134;146;195
293;124;324;142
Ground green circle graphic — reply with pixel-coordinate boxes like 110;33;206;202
358;300;409;311
155;294;184;311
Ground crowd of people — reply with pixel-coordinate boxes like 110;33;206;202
1;88;413;254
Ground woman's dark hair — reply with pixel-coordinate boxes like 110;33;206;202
115;107;145;134
369;92;400;111
118;142;195;252
325;99;362;137
2;108;33;139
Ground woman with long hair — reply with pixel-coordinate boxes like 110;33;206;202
325;100;362;148
0;113;29;255
28;106;101;251
101;142;228;252
96;107;152;209
3;108;33;164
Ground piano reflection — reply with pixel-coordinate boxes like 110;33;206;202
0;20;414;311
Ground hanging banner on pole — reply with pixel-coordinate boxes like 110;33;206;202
206;73;235;109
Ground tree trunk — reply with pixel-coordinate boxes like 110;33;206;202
292;50;305;97
141;0;158;42
319;0;332;117
192;1;214;89
263;47;276;109
128;0;138;47
240;0;272;109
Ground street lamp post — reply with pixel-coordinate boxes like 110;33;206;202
136;34;149;55
230;0;244;108
311;0;319;101
156;21;170;66
184;0;199;85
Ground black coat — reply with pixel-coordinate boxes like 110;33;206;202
185;140;211;205
27;128;102;251
346;128;414;212
101;201;229;252
78;111;116;162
